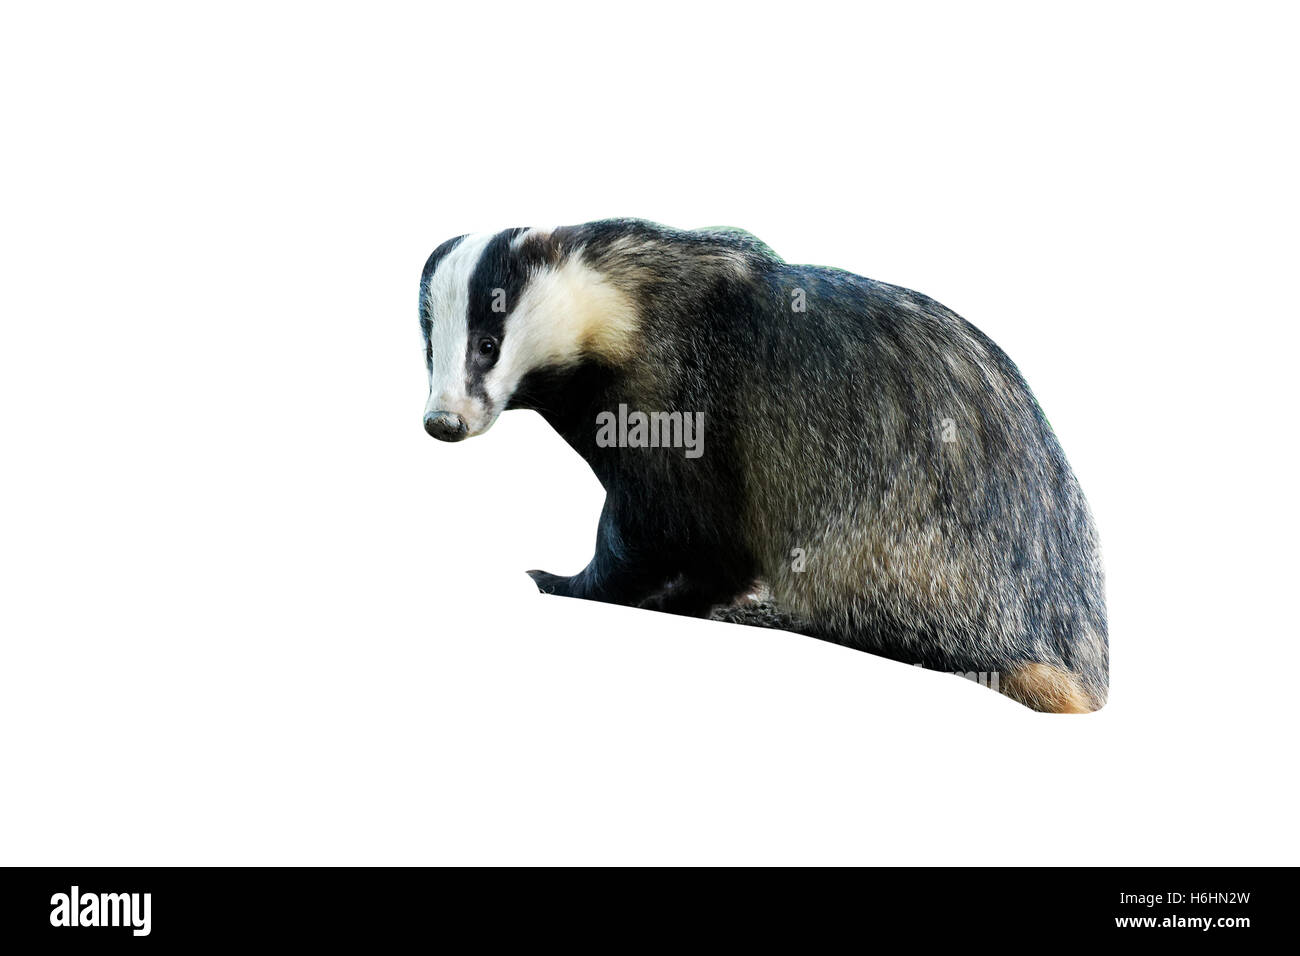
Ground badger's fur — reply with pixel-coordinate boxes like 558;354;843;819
419;220;1107;712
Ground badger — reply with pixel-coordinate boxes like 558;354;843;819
419;220;1107;712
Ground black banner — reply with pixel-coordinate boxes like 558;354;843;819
0;867;1282;946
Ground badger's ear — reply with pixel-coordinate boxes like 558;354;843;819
514;226;565;268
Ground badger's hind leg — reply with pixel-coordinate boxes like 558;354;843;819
707;588;1106;714
708;600;799;629
704;582;804;630
1000;663;1101;714
638;569;757;618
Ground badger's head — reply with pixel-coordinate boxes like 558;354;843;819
419;227;639;441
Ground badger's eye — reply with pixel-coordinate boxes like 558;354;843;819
477;338;497;357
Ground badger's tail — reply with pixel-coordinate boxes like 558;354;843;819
1001;661;1106;713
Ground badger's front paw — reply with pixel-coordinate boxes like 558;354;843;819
527;569;571;595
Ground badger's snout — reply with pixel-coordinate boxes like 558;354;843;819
424;411;468;442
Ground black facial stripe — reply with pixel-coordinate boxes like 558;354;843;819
419;234;466;370
466;228;528;339
463;227;566;402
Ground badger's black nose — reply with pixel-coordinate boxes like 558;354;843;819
424;411;468;442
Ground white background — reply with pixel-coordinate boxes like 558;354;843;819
2;2;1296;865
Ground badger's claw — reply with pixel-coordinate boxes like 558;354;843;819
527;569;569;595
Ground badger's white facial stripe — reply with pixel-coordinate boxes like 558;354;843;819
422;232;495;426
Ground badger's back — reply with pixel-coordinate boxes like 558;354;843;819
718;262;1106;706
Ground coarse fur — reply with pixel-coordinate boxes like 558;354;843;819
419;219;1108;712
